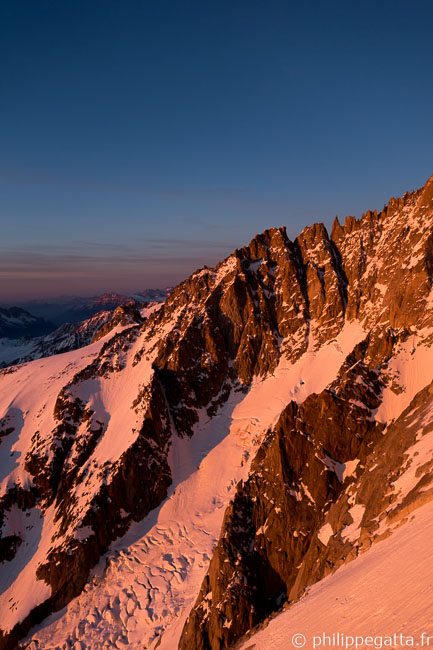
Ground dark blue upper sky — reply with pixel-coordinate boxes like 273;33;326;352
1;0;432;300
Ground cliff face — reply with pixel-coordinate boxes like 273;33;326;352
179;177;433;650
0;175;433;650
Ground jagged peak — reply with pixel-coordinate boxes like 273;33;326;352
299;221;328;238
330;213;372;241
329;174;432;244
162;171;433;313
379;175;433;216
236;226;289;261
417;172;433;209
331;215;344;241
296;222;330;253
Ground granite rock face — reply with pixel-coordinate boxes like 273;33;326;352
179;176;433;650
1;175;433;650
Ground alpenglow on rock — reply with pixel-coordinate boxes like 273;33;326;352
0;175;433;650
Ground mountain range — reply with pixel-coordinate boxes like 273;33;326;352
1;175;433;650
1;290;170;327
0;300;166;369
0;308;55;340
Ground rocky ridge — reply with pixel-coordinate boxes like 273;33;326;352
0;176;432;649
0;300;160;369
179;176;433;649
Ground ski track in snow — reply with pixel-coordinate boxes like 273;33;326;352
239;497;433;650
22;321;367;650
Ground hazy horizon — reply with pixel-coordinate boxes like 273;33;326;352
2;0;433;301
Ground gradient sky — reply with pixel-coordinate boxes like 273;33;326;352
1;0;433;301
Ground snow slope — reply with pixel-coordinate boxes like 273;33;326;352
0;301;162;369
0;339;108;497
239;497;433;650
22;321;367;650
376;328;433;424
0;324;145;634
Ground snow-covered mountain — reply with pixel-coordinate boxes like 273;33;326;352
0;307;55;339
0;302;162;369
4;289;170;326
1;175;433;650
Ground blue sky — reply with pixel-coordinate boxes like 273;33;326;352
1;0;433;300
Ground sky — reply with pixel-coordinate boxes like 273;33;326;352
1;0;433;302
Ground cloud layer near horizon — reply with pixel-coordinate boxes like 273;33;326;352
0;239;234;302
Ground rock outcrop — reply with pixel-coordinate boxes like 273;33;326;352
179;175;433;650
1;174;433;650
